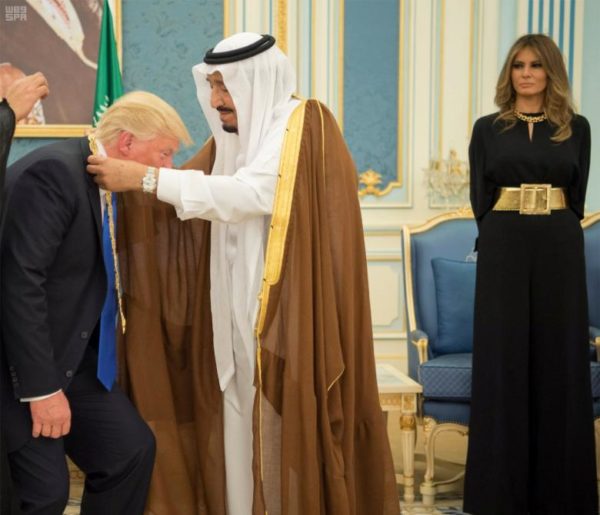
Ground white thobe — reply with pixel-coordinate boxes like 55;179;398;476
161;31;300;510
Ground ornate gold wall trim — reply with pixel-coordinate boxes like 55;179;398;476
367;255;402;262
112;0;122;65
14;125;90;138
276;0;287;54
223;0;229;36
467;0;475;132
395;0;406;191
437;0;445;159
338;0;345;130
311;0;316;96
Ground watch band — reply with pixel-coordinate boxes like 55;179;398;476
142;166;158;194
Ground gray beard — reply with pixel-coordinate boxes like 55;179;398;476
222;124;238;134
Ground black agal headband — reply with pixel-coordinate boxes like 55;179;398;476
203;34;276;64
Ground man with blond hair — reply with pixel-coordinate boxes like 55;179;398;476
1;91;191;515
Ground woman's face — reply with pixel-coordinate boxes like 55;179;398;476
511;47;548;103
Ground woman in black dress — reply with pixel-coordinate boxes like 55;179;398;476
463;34;597;515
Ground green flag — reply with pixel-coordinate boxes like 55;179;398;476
93;0;123;126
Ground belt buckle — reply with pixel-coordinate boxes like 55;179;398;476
519;184;551;215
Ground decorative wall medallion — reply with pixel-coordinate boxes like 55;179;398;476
359;169;384;197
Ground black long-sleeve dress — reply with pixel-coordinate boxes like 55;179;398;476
463;112;598;515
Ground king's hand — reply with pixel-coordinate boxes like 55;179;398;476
87;155;148;192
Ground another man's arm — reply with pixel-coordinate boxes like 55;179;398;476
1;161;73;438
2;72;48;122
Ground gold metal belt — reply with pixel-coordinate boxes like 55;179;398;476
493;184;568;215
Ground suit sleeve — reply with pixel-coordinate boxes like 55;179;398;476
1;160;76;398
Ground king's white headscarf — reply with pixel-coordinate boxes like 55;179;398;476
191;33;299;395
193;32;297;172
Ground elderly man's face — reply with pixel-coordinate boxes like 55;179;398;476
207;71;237;133
126;134;179;168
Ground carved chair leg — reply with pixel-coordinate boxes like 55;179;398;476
420;417;469;507
420;416;437;507
400;414;417;503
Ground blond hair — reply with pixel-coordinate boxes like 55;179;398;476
495;34;574;142
95;91;193;146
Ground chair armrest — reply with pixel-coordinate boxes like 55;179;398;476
410;329;429;366
591;326;600;361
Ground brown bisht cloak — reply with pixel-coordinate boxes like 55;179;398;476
116;99;399;515
116;144;225;515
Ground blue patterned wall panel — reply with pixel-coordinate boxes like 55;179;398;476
344;0;400;196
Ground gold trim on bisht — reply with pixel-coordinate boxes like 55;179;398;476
254;100;306;485
87;134;127;334
255;101;307;337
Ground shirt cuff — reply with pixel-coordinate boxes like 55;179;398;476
157;167;184;209
21;389;62;402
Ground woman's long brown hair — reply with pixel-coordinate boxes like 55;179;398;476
495;33;574;142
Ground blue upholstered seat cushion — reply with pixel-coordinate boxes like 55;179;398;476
419;353;472;401
423;400;471;426
431;258;476;355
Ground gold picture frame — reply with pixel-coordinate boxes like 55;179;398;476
0;0;122;138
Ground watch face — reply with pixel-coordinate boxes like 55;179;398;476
142;174;157;193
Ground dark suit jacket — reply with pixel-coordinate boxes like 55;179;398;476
1;137;106;451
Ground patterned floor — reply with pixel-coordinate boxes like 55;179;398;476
63;416;470;514
402;503;465;515
64;499;466;515
57;414;599;514
64;477;467;514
